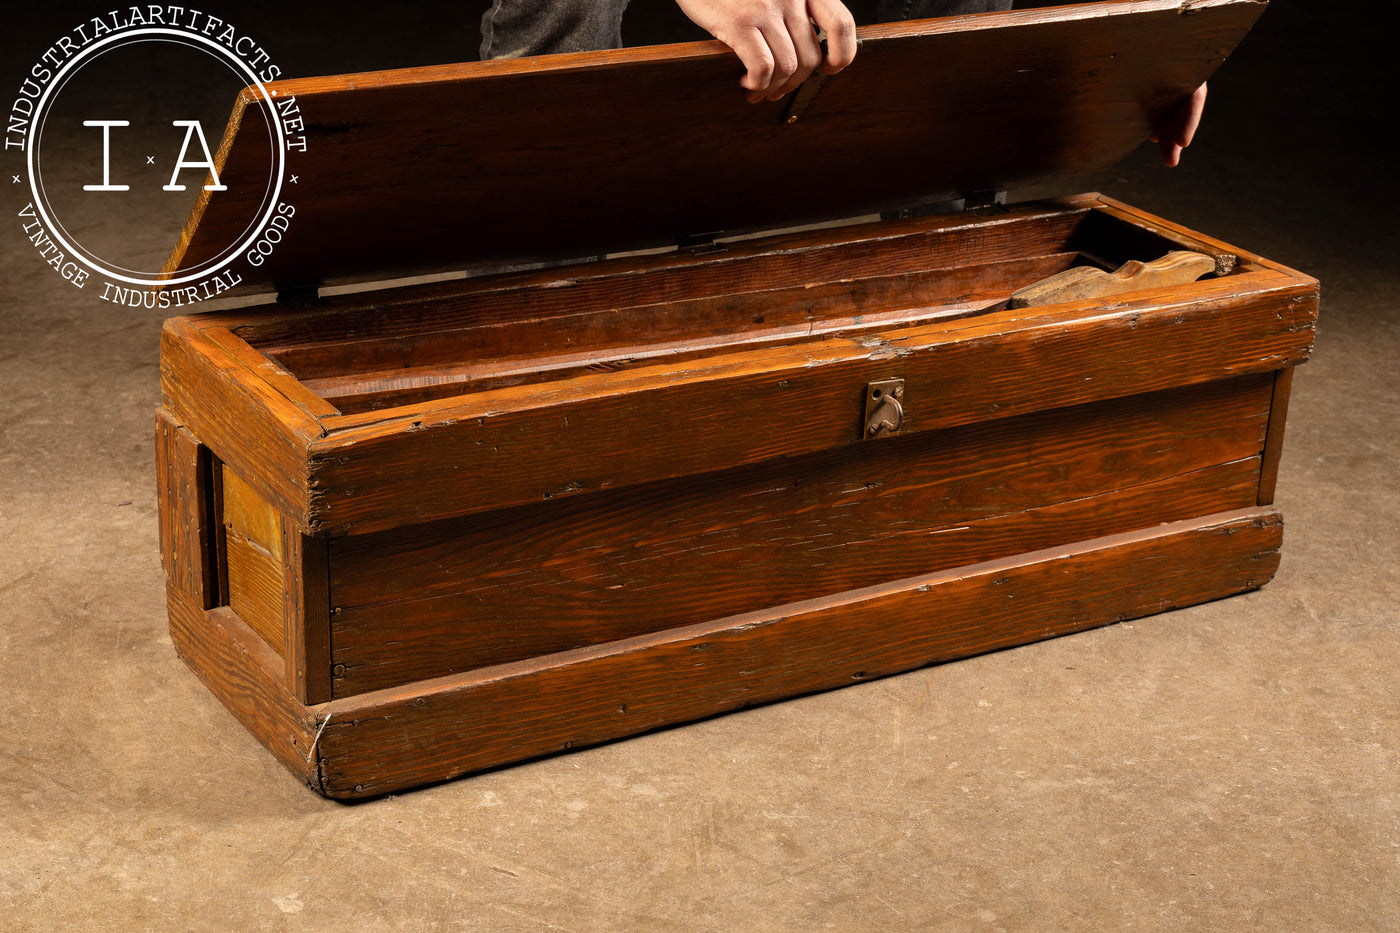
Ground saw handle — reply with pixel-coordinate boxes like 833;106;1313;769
1008;250;1218;310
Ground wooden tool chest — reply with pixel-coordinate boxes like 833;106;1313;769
155;0;1316;798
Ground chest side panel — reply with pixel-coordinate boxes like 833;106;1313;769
323;369;1273;698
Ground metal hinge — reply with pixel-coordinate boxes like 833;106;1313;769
276;282;321;308
964;188;1008;211
679;231;726;256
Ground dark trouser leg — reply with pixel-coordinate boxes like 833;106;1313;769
876;0;1013;18
480;1;1013;61
480;0;632;59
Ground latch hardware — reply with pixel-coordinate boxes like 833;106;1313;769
864;379;905;439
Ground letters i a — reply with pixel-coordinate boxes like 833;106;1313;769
82;119;227;192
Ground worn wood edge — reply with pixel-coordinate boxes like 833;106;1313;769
1092;195;1316;284
316;267;1308;435
166;582;325;793
198;325;341;419
160;318;319;522
312;506;1282;798
285;529;332;706
1257;365;1295;506
302;276;1316;535
154;409;215;608
160;87;253;282
161;317;325;446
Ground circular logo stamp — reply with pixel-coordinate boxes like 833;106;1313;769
6;8;305;307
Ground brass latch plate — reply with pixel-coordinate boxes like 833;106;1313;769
864;379;905;439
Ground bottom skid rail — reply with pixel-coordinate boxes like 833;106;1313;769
169;507;1282;798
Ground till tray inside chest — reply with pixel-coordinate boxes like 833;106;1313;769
234;200;1241;416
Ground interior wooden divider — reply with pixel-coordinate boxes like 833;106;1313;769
239;205;1088;350
295;251;1083;413
229;204;1226;415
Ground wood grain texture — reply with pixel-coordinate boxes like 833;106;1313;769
220;459;330;696
224;530;286;657
166;582;322;792
196;201;1093;333
284;528;332;705
303;270;1316;535
280;251;1077;382
1258;365;1295;506
236;203;1225;415
236;204;1092;350
155;410;216;609
156;189;1314;794
196;325;341;420
311;507;1284;798
222;465;283;560
327;374;1273;696
164;1;1266;291
287;252;1081;412
159;318;323;527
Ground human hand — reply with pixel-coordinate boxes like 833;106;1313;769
1150;82;1207;167
674;0;857;103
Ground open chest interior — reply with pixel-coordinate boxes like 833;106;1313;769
232;199;1248;416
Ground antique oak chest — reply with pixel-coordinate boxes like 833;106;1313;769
155;0;1316;797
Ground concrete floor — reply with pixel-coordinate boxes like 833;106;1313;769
2;1;1397;929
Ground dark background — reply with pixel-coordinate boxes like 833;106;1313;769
2;4;1399;928
2;0;1395;280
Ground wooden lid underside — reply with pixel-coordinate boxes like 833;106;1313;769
165;0;1265;292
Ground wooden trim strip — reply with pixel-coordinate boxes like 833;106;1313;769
311;507;1283;798
285;529;332;706
1258;365;1296;506
154;409;217;609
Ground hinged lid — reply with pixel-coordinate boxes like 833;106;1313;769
164;0;1265;292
